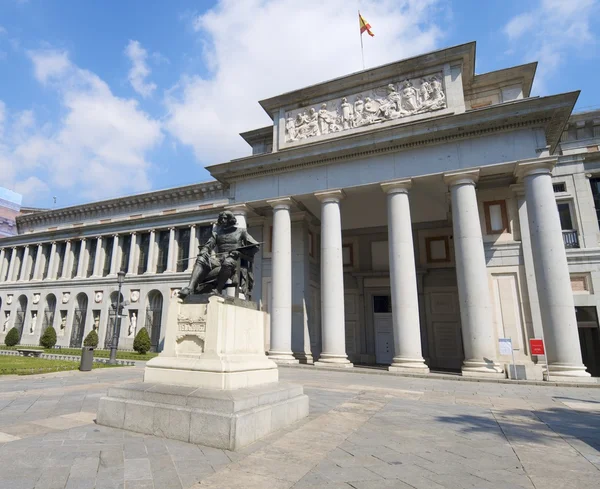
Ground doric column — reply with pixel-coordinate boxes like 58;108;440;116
187;225;197;272
166;228;176;273
381;179;429;373
109;235;120;276
0;249;5;282
127;232;137;275
61;241;72;279
146;229;157;274
76;239;87;278
517;159;591;380
32;244;43;280
18;246;30;281
46;242;57;280
226;204;251;229
92;237;103;277
314;190;352;367
444;170;503;378
267;198;298;363
6;247;17;282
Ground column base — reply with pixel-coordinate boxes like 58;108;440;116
267;351;299;364
462;359;505;379
389;357;430;374
546;363;593;382
293;352;314;364
315;353;353;368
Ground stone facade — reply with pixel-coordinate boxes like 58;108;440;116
1;41;600;381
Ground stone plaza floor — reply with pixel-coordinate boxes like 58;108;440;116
0;366;599;489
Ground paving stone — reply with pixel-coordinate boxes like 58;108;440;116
124;458;152;481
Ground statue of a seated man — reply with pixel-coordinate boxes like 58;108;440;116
178;211;260;299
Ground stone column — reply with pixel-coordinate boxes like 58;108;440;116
267;198;298;363
61;241;72;279
18;246;30;281
6;247;17;282
226;204;251;229
314;190;352;367
32;244;43;280
76;239;87;278
443;170;503;378
187;225;197;272
92;237;103;277
166;228;176;273
518;160;591;380
109;235;120;276
146;230;157;274
127;232;137;275
381;179;429;373
46;242;57;280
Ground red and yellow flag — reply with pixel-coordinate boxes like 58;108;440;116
359;12;374;37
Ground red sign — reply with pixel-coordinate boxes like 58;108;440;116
530;339;545;355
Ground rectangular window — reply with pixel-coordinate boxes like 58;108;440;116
86;240;97;278
590;177;600;232
71;242;80;278
55;242;66;278
553;182;566;193
137;233;150;275
342;243;354;266
120;235;131;272
557;202;574;230
483;200;509;234
308;231;315;258
102;238;114;277
156;231;170;274
177;228;190;272
373;295;392;313
41;244;51;279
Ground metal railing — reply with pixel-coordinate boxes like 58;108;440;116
562;230;580;249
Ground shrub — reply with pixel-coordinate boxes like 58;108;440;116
133;327;151;355
39;326;57;349
5;327;19;347
83;329;99;348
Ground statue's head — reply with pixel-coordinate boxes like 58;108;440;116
217;210;237;227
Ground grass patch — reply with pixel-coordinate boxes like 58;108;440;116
0;355;119;375
0;346;157;361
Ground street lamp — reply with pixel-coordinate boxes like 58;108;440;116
108;271;126;365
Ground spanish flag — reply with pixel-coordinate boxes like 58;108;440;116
359;12;374;37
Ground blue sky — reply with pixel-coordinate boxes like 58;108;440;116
0;0;598;208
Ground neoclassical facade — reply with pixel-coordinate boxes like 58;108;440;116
1;42;600;381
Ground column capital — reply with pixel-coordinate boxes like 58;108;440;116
314;189;345;203
381;178;412;194
267;197;296;210
514;157;557;179
443;169;480;187
224;203;255;215
509;183;525;197
189;224;196;229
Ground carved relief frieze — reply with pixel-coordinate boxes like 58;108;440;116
284;73;446;144
175;308;207;356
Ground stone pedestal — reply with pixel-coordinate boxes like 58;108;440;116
97;295;309;450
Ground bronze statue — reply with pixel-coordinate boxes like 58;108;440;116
178;211;260;299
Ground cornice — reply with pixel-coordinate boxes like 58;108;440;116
210;92;577;183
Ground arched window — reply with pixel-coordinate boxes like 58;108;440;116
105;291;124;349
145;290;163;352
41;294;56;333
70;293;88;347
15;295;27;340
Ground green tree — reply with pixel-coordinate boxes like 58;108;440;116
83;329;99;348
133;327;151;355
39;326;57;349
5;327;19;347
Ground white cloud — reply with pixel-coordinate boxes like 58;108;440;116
0;26;7;35
166;0;446;164
504;0;598;93
14;176;50;204
0;51;163;206
125;40;157;98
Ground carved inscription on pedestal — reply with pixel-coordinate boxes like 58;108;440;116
175;305;207;355
284;73;446;144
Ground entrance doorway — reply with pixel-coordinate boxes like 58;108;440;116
15;295;27;341
70;293;88;347
144;291;163;352
576;307;600;377
372;295;393;365
424;287;464;371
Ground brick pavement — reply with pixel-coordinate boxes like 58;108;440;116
0;366;598;488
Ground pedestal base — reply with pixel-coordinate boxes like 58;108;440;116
97;382;309;451
462;360;505;379
546;363;594;382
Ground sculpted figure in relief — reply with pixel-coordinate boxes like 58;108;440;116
284;73;446;143
30;312;37;335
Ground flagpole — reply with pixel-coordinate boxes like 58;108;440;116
359;10;365;70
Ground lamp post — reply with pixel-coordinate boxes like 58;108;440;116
108;271;126;365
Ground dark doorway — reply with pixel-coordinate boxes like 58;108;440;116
576;306;600;377
70;293;88;347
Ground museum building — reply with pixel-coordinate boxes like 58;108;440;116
1;42;600;381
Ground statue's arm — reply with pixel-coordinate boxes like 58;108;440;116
199;232;216;256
